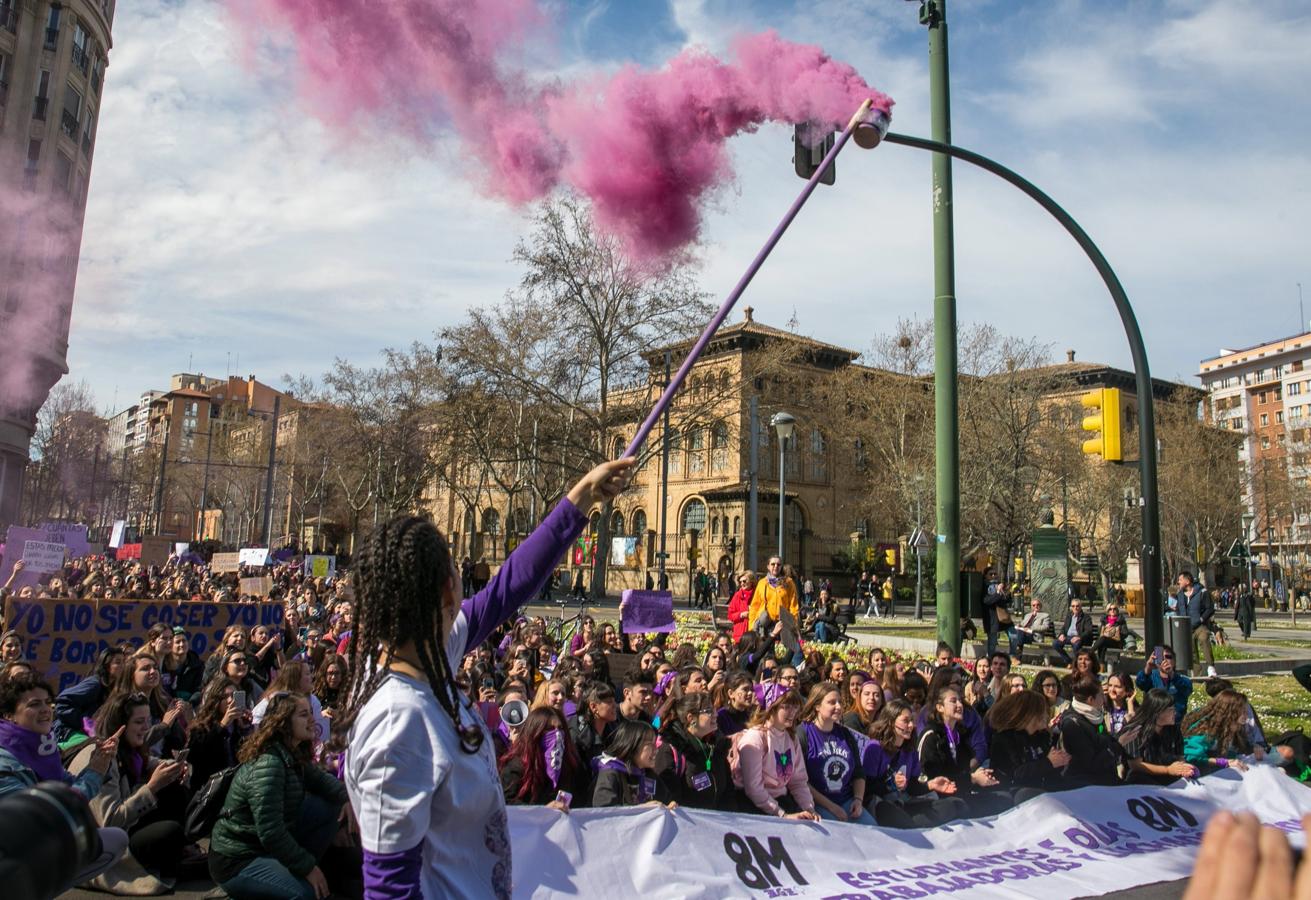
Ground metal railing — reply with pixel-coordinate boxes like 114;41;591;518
71;44;90;75
0;5;15;34
61;108;78;138
44;27;59;50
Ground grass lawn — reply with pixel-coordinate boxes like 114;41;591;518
1210;644;1268;661
1222;674;1311;736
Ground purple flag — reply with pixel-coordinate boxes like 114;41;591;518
620;590;675;634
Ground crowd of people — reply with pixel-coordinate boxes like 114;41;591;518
1;493;1309;897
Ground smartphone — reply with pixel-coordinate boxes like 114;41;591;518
555;790;573;810
233;690;247;711
1152;646;1164;666
173;749;190;763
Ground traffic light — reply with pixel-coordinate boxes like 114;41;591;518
884;548;896;567
793;124;836;186
1080;387;1123;461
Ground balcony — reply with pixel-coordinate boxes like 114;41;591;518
61;109;78;139
71;44;90;76
0;5;15;34
33;97;47;120
44;28;59;50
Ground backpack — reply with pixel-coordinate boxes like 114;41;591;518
183;765;238;841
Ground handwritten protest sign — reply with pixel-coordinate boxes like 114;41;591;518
239;548;270;568
1;524;90;591
620;590;675;633
303;555;336;579
211;552;241;573
140;536;172;567
22;540;67;574
3;598;285;691
240;576;274;597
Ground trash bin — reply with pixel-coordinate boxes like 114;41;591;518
1167;614;1193;674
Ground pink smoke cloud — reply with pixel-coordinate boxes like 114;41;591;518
230;1;893;259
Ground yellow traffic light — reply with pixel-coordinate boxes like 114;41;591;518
1080;387;1123;461
1014;557;1025;574
884;548;896;567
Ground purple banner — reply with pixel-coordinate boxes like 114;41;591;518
1;524;90;592
620;590;675;634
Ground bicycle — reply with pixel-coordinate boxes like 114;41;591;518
547;594;591;647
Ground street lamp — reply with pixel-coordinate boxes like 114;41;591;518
771;411;796;560
1241;512;1256;597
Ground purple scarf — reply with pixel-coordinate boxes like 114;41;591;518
0;719;66;782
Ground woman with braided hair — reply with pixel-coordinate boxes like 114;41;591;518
344;458;633;900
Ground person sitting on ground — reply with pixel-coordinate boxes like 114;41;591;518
732;683;816;819
1182;689;1256;774
201;626;254;686
1060;648;1101;698
655;694;725;809
107;649;188;756
252;661;329;748
185;680;254;788
159;627;205;704
312;653;350;718
618;671;657;726
987;689;1072;792
570;681;618;767
917;684;1012;817
1136;645;1192;722
799;682;874;824
0;673;130;887
1033;669;1067;721
1118;687;1198;785
843;677;884;735
589;719;669;807
1103;671;1137;737
714;672;757;738
1056;676;1126;787
500;706;585;808
55;646;124;744
70;690;192;894
863;699;964;828
209;692;349;900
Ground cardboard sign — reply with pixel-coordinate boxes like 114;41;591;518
211;552;242;573
303;555;336;579
1;524;90;591
139;536;172;567
620;589;675;634
240;576;273;597
239;548;270;568
3;597;285;691
22;540;68;574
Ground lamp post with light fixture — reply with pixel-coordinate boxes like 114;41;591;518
771;412;796;560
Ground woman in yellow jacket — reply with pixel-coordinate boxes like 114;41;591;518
749;558;800;655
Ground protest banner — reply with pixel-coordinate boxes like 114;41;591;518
303;555;336;579
211;552;241;573
22;540;67;574
508;767;1311;899
109;520;126;549
620;589;675;633
0;523;90;591
239;576;274;597
139;536;172;567
2;597;285;691
239;547;270;568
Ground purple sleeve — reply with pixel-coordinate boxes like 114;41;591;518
462;498;587;651
964;707;989;765
362;845;422;899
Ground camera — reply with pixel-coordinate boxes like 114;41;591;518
0;782;103;900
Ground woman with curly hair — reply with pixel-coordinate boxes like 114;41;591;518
313;653;350;715
209;693;348;899
185;680;253;788
499;706;583;807
343;459;632;900
1182;689;1255;773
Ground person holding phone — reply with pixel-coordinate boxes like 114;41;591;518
186;681;253;787
344;458;634;899
1137;646;1193;721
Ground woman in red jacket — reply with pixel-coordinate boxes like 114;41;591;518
728;572;756;643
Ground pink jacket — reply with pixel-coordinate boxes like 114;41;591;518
733;726;812;816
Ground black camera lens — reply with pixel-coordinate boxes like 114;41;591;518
0;782;101;900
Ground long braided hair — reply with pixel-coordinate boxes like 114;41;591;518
342;515;483;753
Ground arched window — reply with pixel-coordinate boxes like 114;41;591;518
719;371;731;394
482;509;500;535
588;511;600;535
610;510;625;536
688;425;705;475
808;427;827;481
667;428;682;475
612;436;626;459
711;421;729;472
733;516;741;535
510;507;530;534
682;499;707;533
632;509;648;536
463;508;476;535
711;517;720;539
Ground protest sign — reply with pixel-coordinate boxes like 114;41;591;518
22;540;67;574
620;589;675;633
109;521;126;549
239;547;270;568
3;597;285;691
239;576;274;597
508;767;1311;899
173;543;189;557
1;524;90;591
303;555;336;579
610;537;639;567
139;536;172;567
211;552;241;573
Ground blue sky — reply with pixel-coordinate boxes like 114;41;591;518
71;0;1311;413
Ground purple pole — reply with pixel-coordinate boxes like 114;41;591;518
622;99;878;460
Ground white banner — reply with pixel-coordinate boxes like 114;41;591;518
507;767;1310;899
109;520;126;549
238;547;270;567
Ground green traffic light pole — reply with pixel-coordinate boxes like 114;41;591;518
909;0;1164;652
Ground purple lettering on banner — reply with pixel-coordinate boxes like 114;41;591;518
620;590;675;633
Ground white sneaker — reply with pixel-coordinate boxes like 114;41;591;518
1207;665;1218;678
